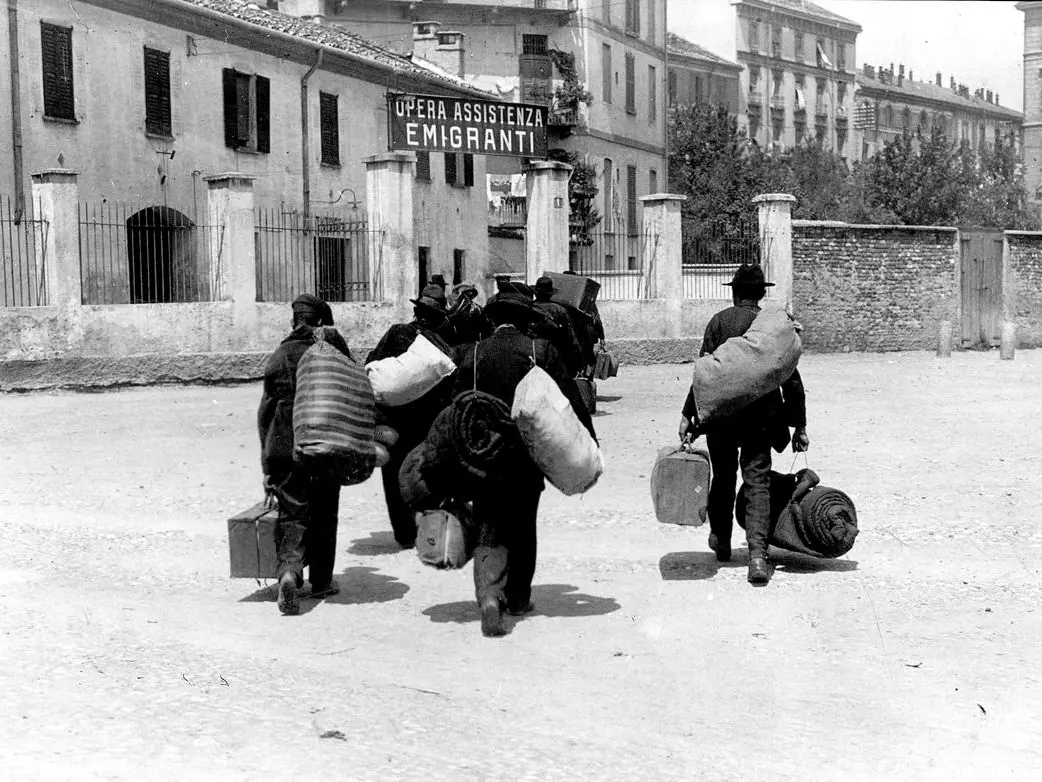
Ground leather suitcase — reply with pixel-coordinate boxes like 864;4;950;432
543;271;600;315
228;501;278;578
650;445;711;526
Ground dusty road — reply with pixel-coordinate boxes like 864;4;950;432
2;350;1041;781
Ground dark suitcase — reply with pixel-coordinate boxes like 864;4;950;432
651;445;711;526
228;501;278;579
574;377;597;415
544;271;600;315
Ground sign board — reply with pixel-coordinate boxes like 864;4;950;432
387;93;548;158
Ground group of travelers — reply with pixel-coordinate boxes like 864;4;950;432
256;263;809;634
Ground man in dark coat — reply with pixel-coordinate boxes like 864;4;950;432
531;275;582;376
444;280;491;347
258;293;351;615
678;265;809;585
366;284;456;548
452;284;596;637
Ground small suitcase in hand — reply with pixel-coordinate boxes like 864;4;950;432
228;501;278;578
651;444;711;526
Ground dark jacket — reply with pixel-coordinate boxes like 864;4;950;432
258;325;352;476
367;320;456;445
453;325;597;442
532;299;582;376
683;302;806;451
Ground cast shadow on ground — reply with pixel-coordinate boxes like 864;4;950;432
659;550;858;581
238;566;409;612
423;583;620;630
597;394;623;403
347;531;401;556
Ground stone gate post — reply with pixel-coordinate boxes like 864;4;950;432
524;161;572;283
640;193;687;337
30;169;81;309
365;152;416;311
752;193;796;311
204;173;256;304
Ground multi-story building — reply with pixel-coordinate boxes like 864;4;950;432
666;33;741;117
1018;2;1042;207
0;0;491;303
278;0;669;243
854;64;1022;160
732;0;861;158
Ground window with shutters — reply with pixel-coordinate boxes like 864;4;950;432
771;25;782;58
626;165;637;235
749;20;760;52
625;52;635;115
795;32;804;62
647;0;656;42
415;151;431;182
649;168;658;193
41;22;75;122
668;69;677;106
648;65;656;121
602;0;611;25
626;0;640;37
602;44;612;104
319;92;339;166
143;47;172;137
603;158;613;224
222;68;270;153
444;153;474;187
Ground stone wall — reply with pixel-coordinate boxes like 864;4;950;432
792;222;960;352
1005;232;1042;348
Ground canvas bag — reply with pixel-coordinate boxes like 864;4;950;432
293;332;377;485
690;307;802;426
512;346;604;496
365;333;456;407
415;504;475;570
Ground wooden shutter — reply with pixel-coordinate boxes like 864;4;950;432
319;92;339;165
415;151;431;181
648;64;656;121
144;47;171;137
445;152;458;185
256;75;270;153
41;23;75;120
625;52;635;114
602;44;612;104
222;68;239;148
626;164;637;234
463;154;474;187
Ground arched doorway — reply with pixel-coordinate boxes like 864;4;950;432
126;206;195;303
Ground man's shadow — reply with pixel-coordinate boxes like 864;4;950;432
347;531;401;556
423;583;620;631
659;550;858;581
238;566;409;614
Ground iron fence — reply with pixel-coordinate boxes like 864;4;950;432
487;195;527;228
1;196;48;307
569;228;646;300
682;215;769;299
254;208;379;303
79;202;223;304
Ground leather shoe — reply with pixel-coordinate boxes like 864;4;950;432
308;579;340;598
747;557;770;585
480;598;506;637
506;601;535;616
276;573;300;615
708;533;731;563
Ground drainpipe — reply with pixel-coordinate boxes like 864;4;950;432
7;0;25;217
662;3;669;187
301;48;324;225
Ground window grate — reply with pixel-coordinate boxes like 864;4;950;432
415;151;431;182
522;34;548;56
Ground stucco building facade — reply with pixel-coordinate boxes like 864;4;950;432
666;32;741;117
1018;2;1042;209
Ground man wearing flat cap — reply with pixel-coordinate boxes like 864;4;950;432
367;284;457;548
452;284;596;637
258;293;352;615
678;264;809;586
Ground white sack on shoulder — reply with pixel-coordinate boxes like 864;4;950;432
365;334;456;407
690;306;802;425
512;366;604;496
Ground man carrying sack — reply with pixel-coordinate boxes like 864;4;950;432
258;294;352;615
678;265;809;586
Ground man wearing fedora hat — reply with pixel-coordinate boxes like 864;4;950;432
452;283;596;637
367;284;457;548
258;293;352;614
678;264;809;585
531;276;582;376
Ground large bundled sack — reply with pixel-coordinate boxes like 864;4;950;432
737;468;858;559
415;504;476;570
512;365;604;496
365;334;456;407
651;444;711;526
293;335;377;485
690;307;802;426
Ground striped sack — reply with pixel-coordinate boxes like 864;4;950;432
293;338;377;486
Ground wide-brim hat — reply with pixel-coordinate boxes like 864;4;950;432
722;264;774;289
410;283;448;315
485;285;537;324
534;275;555;294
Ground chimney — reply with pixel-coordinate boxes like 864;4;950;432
936;72;942;87
864;64;875;79
986;90;993;103
950;76;957;91
908;69;913;82
412;22;466;79
898;64;905;79
996;93;1000;105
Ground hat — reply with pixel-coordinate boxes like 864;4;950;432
410;283;448;314
453;279;478;295
430;273;448;289
292;293;334;325
534;275;555;294
722;264;774;289
485;285;537;325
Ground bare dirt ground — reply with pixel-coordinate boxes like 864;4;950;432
2;350;1041;781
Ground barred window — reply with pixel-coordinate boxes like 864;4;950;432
319;92;340;166
41;22;75;121
522;34;548;56
143;47;171;137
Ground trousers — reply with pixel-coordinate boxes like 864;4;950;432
380;436;421;547
270;469;341;587
471;487;541;610
706;432;773;558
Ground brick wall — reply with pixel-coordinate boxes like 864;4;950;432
1005;233;1042;348
792;223;959;352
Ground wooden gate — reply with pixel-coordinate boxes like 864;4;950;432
960;229;1004;347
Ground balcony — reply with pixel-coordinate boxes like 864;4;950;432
548;106;580;136
747;91;763;107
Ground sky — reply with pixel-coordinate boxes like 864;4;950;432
669;0;1026;112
